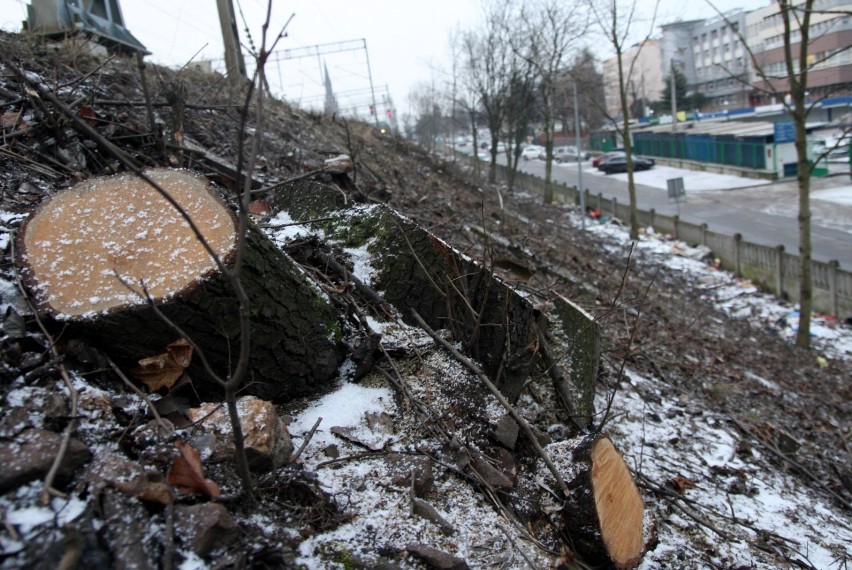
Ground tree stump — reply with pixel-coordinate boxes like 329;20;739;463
17;169;345;401
549;434;646;569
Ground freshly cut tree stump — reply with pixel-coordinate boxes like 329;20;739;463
19;169;237;317
17;169;345;401
548;434;645;569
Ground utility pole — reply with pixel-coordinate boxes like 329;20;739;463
573;80;586;229
216;0;248;85
670;58;677;133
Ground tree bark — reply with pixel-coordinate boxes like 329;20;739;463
272;178;540;402
17;169;345;402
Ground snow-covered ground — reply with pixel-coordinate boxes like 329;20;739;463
274;201;852;567
813;186;852;206
2;184;850;568
559;161;772;192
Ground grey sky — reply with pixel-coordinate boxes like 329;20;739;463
0;0;755;118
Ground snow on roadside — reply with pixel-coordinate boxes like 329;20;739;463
579;215;852;360
557;162;771;192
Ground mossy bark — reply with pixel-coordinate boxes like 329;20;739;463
273;179;539;402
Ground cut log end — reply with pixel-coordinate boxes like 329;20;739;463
551;434;646;569
590;437;645;569
18;169;236;318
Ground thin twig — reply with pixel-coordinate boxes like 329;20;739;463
291;417;322;463
250;166;328;195
105;356;172;434
411;309;570;499
730;416;852;511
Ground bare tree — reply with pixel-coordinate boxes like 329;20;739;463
587;0;660;240
461;2;516;183
555;49;607;142
518;0;591;203
710;0;852;346
409;81;445;153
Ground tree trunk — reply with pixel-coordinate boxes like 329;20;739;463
550;434;646;569
616;48;640;241
272;178;541;403
17;169;345;402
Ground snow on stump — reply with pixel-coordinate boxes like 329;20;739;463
547;434;646;569
16;169;345;401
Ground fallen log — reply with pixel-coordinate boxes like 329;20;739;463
549;434;646;569
16;169;345;401
272;179;541;403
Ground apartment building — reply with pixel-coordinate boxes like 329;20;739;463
688;10;751;111
601;39;663;120
603;0;851;118
745;0;852;107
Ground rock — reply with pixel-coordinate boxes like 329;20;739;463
81;451;172;505
490;415;519;450
0;428;91;493
187;396;292;472
405;544;468;569
174;503;239;556
387;454;434;497
99;489;156;570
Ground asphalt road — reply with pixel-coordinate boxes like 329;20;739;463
511;157;852;270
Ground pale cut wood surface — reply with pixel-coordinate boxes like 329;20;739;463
20;169;236;318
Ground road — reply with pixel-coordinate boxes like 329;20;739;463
509;157;852;270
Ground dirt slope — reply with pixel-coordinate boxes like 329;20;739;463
0;31;850;568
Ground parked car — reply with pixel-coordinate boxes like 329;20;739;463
599;154;655;174
521;145;544;160
592;150;626;168
554;146;588;163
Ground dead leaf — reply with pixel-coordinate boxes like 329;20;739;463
167;440;220;498
131;338;193;392
1;110;22;129
248;199;270;216
668;475;697;494
78;104;97;126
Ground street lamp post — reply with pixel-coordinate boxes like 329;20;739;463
573;81;585;229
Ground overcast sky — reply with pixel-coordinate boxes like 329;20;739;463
0;0;756;118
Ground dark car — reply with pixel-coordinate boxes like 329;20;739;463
592;150;625;168
599;154;655;174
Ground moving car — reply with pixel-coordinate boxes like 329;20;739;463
521;145;544;160
598;154;655;174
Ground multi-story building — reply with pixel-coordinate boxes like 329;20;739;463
602;0;850;118
745;0;852;109
688;10;752;111
601;39;663;120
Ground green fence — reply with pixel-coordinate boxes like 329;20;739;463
632;132;767;169
590;130;768;170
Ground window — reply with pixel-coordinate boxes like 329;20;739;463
85;0;108;18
